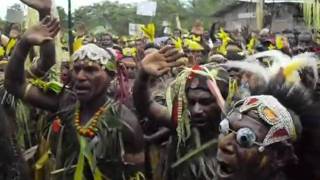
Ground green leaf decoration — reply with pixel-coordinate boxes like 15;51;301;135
105;61;116;72
47;81;63;94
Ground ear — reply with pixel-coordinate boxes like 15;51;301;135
271;141;298;169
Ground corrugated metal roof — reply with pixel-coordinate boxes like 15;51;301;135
238;0;303;3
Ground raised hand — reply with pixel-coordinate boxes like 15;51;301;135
141;46;185;76
23;16;60;45
20;0;52;16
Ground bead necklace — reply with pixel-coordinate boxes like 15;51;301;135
74;103;108;138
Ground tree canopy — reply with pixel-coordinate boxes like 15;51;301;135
57;0;233;36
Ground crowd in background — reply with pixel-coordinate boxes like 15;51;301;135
0;0;320;180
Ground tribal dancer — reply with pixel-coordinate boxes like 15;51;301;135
217;50;319;180
133;46;229;180
5;17;145;179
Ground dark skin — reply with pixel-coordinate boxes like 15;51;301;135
72;61;112;104
136;39;146;61
133;46;185;129
5;17;60;111
133;46;221;142
72;61;145;163
187;89;221;136
120;57;137;79
0;102;31;180
136;39;146;51
100;34;113;48
60;62;71;85
20;0;57;78
5;17;145;171
216;110;296;180
72;60;145;164
188;50;204;65
143;127;171;144
117;57;170;144
3;16;58;180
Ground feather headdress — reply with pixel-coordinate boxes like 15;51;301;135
222;50;319;88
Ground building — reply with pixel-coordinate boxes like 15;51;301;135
212;0;307;32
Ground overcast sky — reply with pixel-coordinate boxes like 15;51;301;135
0;0;144;19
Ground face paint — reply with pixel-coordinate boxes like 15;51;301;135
216;95;297;180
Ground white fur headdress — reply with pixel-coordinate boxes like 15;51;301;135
72;43;116;71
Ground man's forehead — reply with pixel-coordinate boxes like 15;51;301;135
228;110;266;129
102;35;112;39
187;88;212;99
190;77;200;88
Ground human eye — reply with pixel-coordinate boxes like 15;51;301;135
188;99;196;106
199;98;213;105
84;65;100;73
73;65;81;73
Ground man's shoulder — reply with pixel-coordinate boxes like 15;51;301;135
117;103;140;128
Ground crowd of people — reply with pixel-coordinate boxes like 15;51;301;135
0;0;320;180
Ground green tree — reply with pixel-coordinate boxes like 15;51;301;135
71;0;222;36
57;6;68;29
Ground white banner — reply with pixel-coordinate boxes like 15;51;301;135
129;23;144;36
6;7;24;23
136;1;157;16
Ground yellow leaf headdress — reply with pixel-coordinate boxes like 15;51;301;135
247;36;257;55
276;35;284;50
122;47;137;57
171;37;183;50
184;39;204;51
141;23;155;43
217;28;232;55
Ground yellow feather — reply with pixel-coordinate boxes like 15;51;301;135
283;60;304;82
276;35;284;49
141;23;155;43
184;39;204;51
247;37;257;55
217;28;232;55
172;37;183;50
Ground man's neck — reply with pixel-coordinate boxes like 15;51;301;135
79;94;108;123
191;124;219;144
198;126;219;143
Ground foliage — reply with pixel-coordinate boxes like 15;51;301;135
7;3;24;12
66;0;223;36
0;19;5;30
57;6;68;30
303;0;320;30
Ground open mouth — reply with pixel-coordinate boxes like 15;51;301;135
217;160;235;179
190;119;207;126
75;86;91;95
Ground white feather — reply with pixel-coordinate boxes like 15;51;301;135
222;61;271;83
248;50;319;83
290;52;319;86
249;50;291;65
